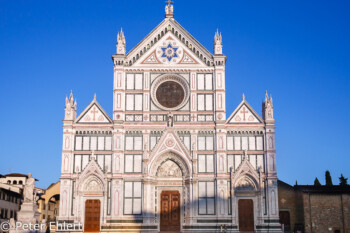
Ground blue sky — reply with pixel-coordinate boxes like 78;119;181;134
0;0;349;188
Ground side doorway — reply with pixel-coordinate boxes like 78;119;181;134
238;199;254;232
84;199;100;232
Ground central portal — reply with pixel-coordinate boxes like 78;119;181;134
160;191;180;232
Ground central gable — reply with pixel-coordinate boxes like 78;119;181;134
126;19;213;67
133;33;205;67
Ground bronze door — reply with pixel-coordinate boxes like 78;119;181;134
238;199;254;231
84;199;100;232
160;191;180;231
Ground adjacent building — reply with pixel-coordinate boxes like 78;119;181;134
0;175;23;223
278;180;350;233
38;181;60;223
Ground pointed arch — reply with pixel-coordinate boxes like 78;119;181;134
234;174;258;192
149;152;190;178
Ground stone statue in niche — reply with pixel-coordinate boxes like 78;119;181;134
167;113;173;127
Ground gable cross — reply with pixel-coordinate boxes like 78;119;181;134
166;0;173;6
240;106;248;121
91;106;98;121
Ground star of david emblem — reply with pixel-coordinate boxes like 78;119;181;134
161;43;178;61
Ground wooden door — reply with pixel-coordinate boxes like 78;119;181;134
279;211;291;231
238;199;254;231
84;200;100;232
160;191;180;231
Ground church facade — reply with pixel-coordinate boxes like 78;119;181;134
58;2;281;232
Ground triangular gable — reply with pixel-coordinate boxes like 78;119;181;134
231;155;260;189
76;98;112;123
134;33;204;67
77;158;106;191
126;18;212;67
227;99;263;124
140;50;161;64
149;130;191;163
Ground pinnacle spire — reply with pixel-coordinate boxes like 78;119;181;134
214;29;223;54
116;27;126;54
242;93;245;101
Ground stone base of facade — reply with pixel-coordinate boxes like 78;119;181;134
56;224;282;233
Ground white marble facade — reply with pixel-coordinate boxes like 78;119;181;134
58;2;281;232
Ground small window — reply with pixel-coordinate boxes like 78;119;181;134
198;135;214;151
124;155;142;173
197;94;213;111
126;94;143;111
125;135;143;151
178;134;191;150
126;73;143;90
198;181;215;215
198;155;214;173
124;182;142;215
197;74;213;90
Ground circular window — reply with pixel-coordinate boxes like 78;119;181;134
156;81;185;108
151;74;190;111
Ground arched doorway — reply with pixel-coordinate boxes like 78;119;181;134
84;199;100;232
149;152;191;232
238;199;254;231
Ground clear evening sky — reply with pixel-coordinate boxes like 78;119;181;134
0;0;349;188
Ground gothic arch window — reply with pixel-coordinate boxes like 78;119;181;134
161;31;164;36
175;31;178;37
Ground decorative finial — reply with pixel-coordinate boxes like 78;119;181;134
94;93;96;100
165;0;174;18
117;28;126;54
214;29;223;54
242;93;245;101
